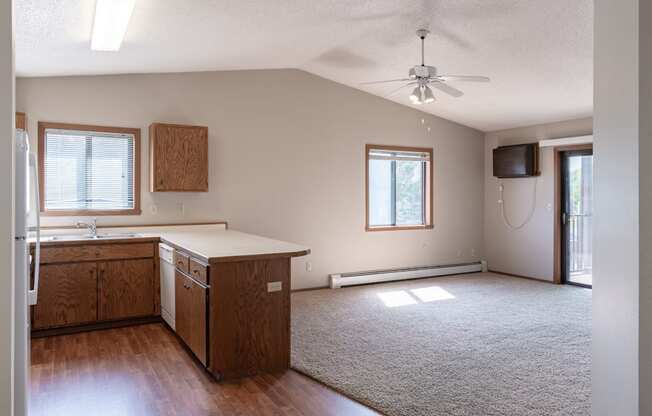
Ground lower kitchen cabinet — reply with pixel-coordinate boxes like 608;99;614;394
33;262;98;330
99;259;155;321
31;241;158;333
175;270;207;365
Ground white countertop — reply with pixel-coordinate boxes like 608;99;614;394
32;224;310;263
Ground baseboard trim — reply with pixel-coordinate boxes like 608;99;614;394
291;285;330;293
487;269;558;284
31;316;163;338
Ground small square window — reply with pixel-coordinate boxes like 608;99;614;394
366;144;433;231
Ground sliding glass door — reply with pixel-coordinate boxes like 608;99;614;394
561;149;593;288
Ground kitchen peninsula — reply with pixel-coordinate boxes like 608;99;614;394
30;223;309;380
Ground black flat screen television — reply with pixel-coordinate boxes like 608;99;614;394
492;143;539;178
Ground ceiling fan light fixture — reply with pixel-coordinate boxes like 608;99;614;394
409;87;422;104
423;86;435;103
358;28;490;105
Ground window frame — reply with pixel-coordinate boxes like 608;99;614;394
37;121;142;216
365;144;433;231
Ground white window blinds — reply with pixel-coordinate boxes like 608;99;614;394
368;148;431;162
43;128;136;211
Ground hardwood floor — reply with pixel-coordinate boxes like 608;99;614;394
30;323;380;416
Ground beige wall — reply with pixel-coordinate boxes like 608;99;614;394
1;1;14;415
17;70;485;289
484;118;592;281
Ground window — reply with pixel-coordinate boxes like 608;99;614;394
38;122;141;215
366;144;433;231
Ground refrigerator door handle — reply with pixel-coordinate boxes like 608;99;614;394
28;152;40;306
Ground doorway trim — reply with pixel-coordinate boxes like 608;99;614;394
553;143;593;284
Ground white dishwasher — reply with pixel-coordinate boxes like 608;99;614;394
159;243;176;329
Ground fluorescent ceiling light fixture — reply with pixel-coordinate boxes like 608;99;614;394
91;0;136;51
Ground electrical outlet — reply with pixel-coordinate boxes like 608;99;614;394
305;262;312;272
150;204;158;214
267;281;282;292
177;203;185;216
471;248;476;257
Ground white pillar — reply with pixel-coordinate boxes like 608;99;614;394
594;0;652;414
0;0;15;415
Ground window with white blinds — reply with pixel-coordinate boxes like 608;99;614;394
41;125;140;214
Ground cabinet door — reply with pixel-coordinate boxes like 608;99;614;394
150;123;208;192
98;259;155;321
32;263;97;329
16;112;26;131
175;271;207;365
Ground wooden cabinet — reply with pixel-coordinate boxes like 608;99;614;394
99;259;155;321
175;270;207;365
33;262;98;330
149;123;208;192
209;257;291;379
31;241;158;333
16;112;26;131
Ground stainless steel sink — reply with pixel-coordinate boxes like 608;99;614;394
43;233;142;242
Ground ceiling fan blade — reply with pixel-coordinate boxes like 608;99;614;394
437;75;490;83
385;82;418;97
430;82;464;98
360;78;413;85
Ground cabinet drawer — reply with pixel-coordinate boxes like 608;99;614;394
189;258;208;285
40;243;154;264
174;251;190;273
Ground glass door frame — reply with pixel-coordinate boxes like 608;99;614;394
560;148;593;288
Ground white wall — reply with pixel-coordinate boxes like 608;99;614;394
0;1;15;415
484;118;592;281
593;0;643;414
17;70;485;289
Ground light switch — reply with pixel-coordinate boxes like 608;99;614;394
267;281;282;293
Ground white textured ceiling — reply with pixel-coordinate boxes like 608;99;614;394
15;0;593;131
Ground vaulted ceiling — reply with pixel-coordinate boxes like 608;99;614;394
15;0;593;131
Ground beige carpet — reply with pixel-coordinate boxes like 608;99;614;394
291;273;591;416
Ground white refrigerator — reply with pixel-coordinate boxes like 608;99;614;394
14;128;40;416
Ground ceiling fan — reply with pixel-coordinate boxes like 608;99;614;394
361;29;490;105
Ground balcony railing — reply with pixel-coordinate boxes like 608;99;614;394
568;214;592;274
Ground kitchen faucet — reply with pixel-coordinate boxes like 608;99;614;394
76;217;98;237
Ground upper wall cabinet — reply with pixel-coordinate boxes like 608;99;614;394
16;112;26;131
149;123;208;192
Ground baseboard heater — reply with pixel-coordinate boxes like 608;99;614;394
330;260;487;289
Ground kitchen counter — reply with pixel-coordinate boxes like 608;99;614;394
32;224;310;263
30;222;309;379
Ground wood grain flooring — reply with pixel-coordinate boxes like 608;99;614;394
30;323;380;416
